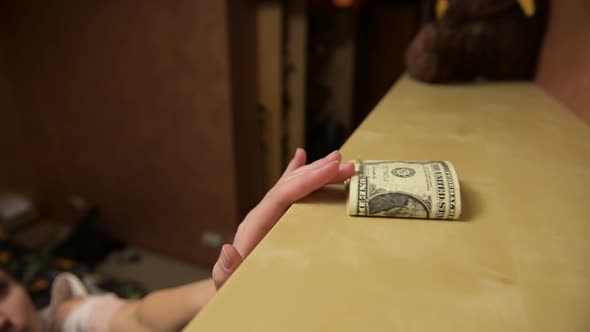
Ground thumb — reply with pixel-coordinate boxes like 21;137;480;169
212;244;243;289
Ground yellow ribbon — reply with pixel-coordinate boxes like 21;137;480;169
436;0;535;20
436;0;449;20
518;0;535;17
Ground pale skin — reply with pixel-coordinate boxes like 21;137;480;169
0;149;355;332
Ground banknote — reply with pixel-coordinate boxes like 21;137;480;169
347;161;461;220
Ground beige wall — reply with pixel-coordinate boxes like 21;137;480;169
0;1;261;265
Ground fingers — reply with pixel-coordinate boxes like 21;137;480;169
283;148;307;175
301;150;341;172
230;150;354;262
212;244;243;289
282;150;341;181
329;162;356;183
273;160;340;207
233;160;340;256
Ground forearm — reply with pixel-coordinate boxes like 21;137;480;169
110;278;216;332
233;196;287;256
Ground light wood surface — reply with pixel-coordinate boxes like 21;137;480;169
185;76;590;331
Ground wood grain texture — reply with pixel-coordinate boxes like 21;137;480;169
0;50;38;198
186;76;590;331
1;1;260;265
536;0;590;123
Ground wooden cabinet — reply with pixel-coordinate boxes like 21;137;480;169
0;1;262;266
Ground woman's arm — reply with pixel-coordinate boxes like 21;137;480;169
212;149;355;288
108;278;215;332
56;278;215;332
56;149;354;332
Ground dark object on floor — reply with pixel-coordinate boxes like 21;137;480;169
406;0;548;83
1;239;88;308
52;208;125;269
1;238;147;308
95;275;147;300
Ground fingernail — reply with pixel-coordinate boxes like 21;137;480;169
221;247;231;269
340;161;353;168
327;150;339;158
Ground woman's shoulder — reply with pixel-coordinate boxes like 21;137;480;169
42;272;126;332
40;272;89;331
51;273;89;305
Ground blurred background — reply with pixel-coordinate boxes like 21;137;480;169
0;0;587;305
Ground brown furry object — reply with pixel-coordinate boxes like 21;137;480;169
406;0;548;83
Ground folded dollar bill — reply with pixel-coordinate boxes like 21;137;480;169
346;161;461;220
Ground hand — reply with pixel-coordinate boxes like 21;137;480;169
212;149;355;289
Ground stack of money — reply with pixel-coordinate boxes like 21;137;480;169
347;161;461;220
